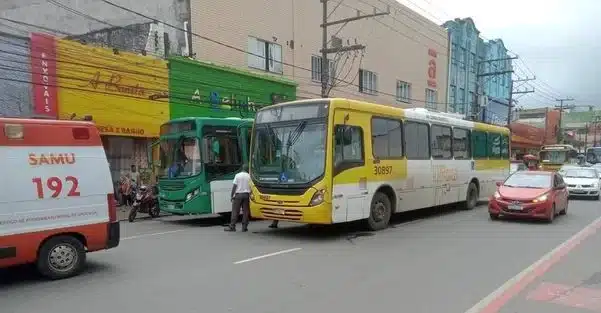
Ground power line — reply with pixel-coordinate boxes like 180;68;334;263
555;97;575;144
320;0;388;97
95;0;474;108
0;1;507;110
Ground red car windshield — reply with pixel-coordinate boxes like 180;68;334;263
504;173;551;189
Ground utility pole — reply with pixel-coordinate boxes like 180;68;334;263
320;0;389;97
506;79;514;128
474;56;518;122
507;77;536;125
555;97;575;144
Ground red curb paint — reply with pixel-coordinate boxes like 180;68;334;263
466;216;601;313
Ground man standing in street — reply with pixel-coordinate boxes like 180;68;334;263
225;164;251;232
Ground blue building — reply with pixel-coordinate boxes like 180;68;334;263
443;18;513;125
480;39;512;125
443;18;481;116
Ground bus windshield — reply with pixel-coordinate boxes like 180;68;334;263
159;137;202;178
252;121;327;184
539;150;568;164
586;147;601;164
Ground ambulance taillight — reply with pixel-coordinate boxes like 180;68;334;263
107;193;117;222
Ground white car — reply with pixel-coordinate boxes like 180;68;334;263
562;168;601;200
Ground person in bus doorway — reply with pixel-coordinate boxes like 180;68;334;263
225;164;252;232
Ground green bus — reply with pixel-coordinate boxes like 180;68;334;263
156;117;253;216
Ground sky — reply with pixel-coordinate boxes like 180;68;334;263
398;0;600;109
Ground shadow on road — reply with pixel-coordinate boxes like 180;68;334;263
0;261;116;288
160;215;228;227
249;202;476;242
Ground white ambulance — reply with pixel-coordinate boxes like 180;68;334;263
0;118;120;279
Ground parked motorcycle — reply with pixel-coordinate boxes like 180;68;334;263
128;185;160;222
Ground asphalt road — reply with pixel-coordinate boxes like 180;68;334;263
2;199;601;313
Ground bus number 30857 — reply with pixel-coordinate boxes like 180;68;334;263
373;165;392;175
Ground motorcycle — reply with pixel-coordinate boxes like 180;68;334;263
128;185;160;222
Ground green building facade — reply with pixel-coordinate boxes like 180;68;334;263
168;57;297;119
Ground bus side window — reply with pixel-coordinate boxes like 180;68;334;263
334;125;364;174
471;130;488;159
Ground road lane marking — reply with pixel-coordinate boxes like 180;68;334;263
465;215;601;313
122;229;188;241
234;248;302;264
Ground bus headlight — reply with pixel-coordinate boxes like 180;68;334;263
185;188;201;202
310;189;325;206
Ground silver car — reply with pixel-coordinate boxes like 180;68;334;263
562;168;601;200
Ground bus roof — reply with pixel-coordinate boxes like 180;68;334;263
260;98;509;134
165;116;254;124
541;144;577;150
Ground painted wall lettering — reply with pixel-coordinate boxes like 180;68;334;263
79;72;146;97
191;89;260;115
30;33;58;118
427;48;437;89
96;125;145;136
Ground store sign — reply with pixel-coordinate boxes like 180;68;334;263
427;48;437;89
78;71;168;100
30;33;58;118
192;89;259;113
191;90;288;115
96;125;145;136
56;38;169;138
168;57;297;120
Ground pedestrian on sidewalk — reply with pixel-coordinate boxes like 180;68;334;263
225;164;251;232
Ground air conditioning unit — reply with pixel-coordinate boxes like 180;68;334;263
479;95;489;108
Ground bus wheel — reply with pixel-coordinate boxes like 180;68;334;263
367;192;392;231
463;182;479;210
37;236;86;280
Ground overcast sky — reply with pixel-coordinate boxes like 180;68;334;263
398;0;599;109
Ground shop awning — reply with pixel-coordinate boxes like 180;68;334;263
512;134;542;148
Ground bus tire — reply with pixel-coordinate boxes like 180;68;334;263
366;192;392;231
463;182;479;210
37;235;86;280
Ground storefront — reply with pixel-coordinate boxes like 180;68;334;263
510;122;545;157
168;57;297;119
50;38;169;187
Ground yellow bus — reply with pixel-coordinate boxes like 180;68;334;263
539;144;579;171
249;98;510;230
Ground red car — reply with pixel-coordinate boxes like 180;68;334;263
488;171;569;223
